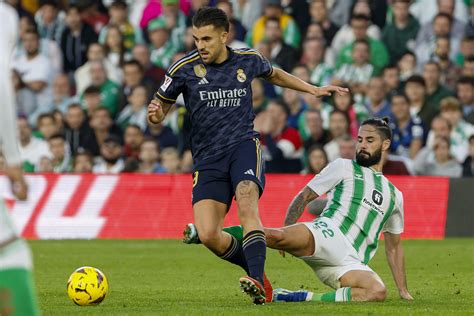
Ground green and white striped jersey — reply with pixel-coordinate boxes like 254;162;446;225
307;158;404;264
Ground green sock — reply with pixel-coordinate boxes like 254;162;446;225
310;287;351;302
0;268;40;316
223;225;244;242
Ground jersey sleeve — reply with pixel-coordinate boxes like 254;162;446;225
383;190;405;234
254;53;273;79
306;158;345;196
155;69;186;104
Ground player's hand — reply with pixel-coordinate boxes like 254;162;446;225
313;85;349;97
399;289;414;300
147;98;164;125
279;250;286;257
6;165;28;201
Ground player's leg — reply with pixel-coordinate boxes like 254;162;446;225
339;270;387;302
192;169;249;274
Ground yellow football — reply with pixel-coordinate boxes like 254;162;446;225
67;266;109;306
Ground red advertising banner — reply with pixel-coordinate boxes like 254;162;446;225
0;174;449;239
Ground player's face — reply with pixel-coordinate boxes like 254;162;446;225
193;25;228;64
356;125;389;168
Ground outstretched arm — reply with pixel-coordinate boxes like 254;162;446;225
284;186;319;226
384;232;414;300
266;67;349;98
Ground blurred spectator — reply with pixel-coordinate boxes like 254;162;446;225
282;0;311;37
147;17;177;70
282;87;306;129
89;107;123;154
64;103;97;155
324;110;350;162
37;113;60;140
416;13;463;66
98;0;142;52
338;134;356;160
51;73;77;113
82;86;102;116
438;97;474;162
159;0;187;51
456;36;474;67
37;156;54;173
34;0;65;43
13;29;54;127
132;44;166;84
336;14;389;74
119;59;155;109
255;100;303;173
251;79;268;115
333;39;374;96
161;147;181;173
331;88;368;138
75;43;122;94
144;121;178;150
382;0;419;64
301;144;328;175
137;139;166;173
398;51;417;82
60;5;98;75
433;36;461;90
93;135;125;173
404;75;438;127
140;0;191;30
382;65;401;98
300;109;330;153
103;25;130;69
123;124;144;159
462;56;474;77
309;0;339;45
17;117;52;172
246;0;301;49
462;135;474;177
302;37;333;87
80;1;109;34
389;93;426;159
84;61;121;118
47;133;72;172
410;0;469;25
423;61;454;110
72;149;94;173
217;0;246;41
264;17;299;72
456;76;474;124
179;149;193;173
116;85;148;131
382;154;412;175
363;77;392;118
227;18;248;49
414;135;462;177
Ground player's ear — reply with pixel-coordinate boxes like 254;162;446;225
382;139;391;152
220;31;228;44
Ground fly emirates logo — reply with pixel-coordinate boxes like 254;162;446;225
199;88;247;108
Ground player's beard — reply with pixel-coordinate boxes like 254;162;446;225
356;147;382;168
104;157;120;165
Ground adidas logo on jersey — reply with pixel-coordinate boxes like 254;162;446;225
198;77;209;85
244;169;255;176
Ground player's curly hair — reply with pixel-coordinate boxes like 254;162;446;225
192;7;229;32
361;117;392;141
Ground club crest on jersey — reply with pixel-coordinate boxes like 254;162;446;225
236;68;247;82
372;190;383;206
194;64;207;78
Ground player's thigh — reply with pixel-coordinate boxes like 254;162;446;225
339;269;385;291
265;224;315;257
193;199;229;237
230;138;266;201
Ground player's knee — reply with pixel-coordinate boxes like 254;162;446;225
368;284;387;302
266;229;286;248
198;229;221;248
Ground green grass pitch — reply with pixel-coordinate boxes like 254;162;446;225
31;238;474;315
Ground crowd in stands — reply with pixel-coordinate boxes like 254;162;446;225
0;0;473;178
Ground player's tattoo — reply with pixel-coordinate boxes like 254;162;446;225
284;186;318;226
236;180;257;199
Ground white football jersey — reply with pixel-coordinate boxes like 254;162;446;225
307;158;404;264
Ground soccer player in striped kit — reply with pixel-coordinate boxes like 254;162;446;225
0;1;40;314
148;7;348;304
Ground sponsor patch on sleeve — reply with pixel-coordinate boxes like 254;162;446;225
160;75;173;92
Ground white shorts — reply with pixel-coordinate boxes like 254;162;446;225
299;217;374;289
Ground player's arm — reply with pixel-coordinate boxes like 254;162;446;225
147;97;174;125
266;67;349;97
283;186;319;226
384;232;414;300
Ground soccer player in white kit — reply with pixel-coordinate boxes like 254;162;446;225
0;1;40;314
184;117;414;303
267;117;414;303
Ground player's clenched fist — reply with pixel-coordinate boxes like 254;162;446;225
147;98;164;124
